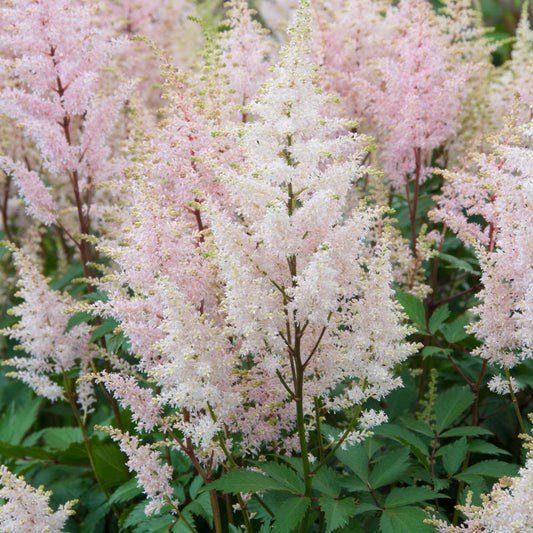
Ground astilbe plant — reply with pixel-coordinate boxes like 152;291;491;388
1;0;533;532
91;2;416;525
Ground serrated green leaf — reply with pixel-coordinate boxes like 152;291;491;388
273;496;310;532
369;449;410;489
319;496;358;533
455;460;519;483
85;291;109;303
380;506;436;533
259;462;304;494
400;417;434;437
339;477;369;492
182;492;212;528
336;445;369;483
313;466;342;498
396;291;426;331
0;395;42;444
0;440;54;460
441;316;471;343
421;346;451;359
80;501;110;533
385;487;444;508
91;318;119;342
468;440;510;456
440;426;493;438
435;387;475;433
65;311;93;332
92;443;129;488
439;253;479;274
208;469;291;494
189;475;204;500
442;437;468;475
373;424;429;470
123;502;174;532
429;305;451;334
50;264;85;290
42;427;82;449
352;502;380;515
109;478;143;504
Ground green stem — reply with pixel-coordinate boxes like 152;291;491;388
314;397;325;462
506;368;526;433
310;403;363;475
63;375;119;517
295;368;312;533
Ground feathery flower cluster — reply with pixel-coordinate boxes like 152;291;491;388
97;1;416;463
106;428;177;516
201;1;416;451
2;248;93;407
434;116;533;367
0;0;131;235
0;465;76;533
95;372;162;432
311;0;471;187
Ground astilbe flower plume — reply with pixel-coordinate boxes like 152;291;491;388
106;428;177;516
218;0;275;118
161;0;415;454
1;247;93;410
311;0;470;187
433;116;533;367
0;465;76;533
96;0;416;464
0;0;131;239
489;4;533;125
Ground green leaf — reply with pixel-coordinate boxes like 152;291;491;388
259;462;304;494
380;506;436;533
339;477;369;492
90;318;119;342
396;291;426;331
312;466;342;498
385;487;444;508
50;264;85;290
122;502;174;531
80;501;110;533
208;469;292;494
0;396;42;444
109;478;143;504
442;437;468;476
65;311;93;332
272;496;310;532
369;449;410;489
373;424;429;470
400;418;434;437
435;387;475;433
440;426;493;438
92;443;129;488
421;346;451;359
439;253;479;274
441;316;471;343
455;460;520;483
319;496;358;533
42;427;82;449
429;305;451;334
468;441;510;456
183;492;212;528
189;475;204;500
336;445;369;483
0;440;54;460
352;502;380;515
